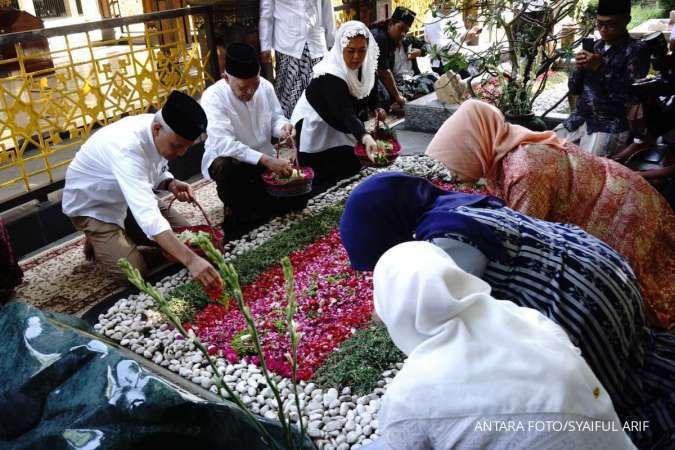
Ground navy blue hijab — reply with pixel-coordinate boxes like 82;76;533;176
340;172;507;271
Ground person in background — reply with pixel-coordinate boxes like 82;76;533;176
291;21;385;191
62;91;222;291
340;172;675;449
259;0;336;117
425;99;675;330
555;0;650;157
201;43;304;240
423;2;481;77
369;6;416;112
372;241;637;450
393;34;439;101
393;34;425;78
613;25;675;210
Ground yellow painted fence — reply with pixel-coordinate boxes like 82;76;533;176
0;8;213;196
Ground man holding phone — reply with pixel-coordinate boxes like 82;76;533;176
555;0;650;157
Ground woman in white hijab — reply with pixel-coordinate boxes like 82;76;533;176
291;20;384;191
372;241;637;450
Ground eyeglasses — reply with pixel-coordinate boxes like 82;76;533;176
595;20;619;30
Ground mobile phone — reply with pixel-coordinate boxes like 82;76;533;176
582;37;594;52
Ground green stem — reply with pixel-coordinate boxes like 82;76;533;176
117;259;281;450
282;257;305;447
194;239;297;449
227;264;295;450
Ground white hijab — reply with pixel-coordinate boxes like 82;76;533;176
374;242;627;430
312;20;379;99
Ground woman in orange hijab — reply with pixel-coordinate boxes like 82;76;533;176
426;99;675;330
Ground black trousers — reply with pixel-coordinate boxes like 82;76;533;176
208;157;308;237
298;146;362;194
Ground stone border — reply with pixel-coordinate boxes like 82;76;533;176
94;156;454;450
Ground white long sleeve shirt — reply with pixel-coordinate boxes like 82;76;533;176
424;11;466;50
201;78;289;179
62;114;173;239
259;0;336;59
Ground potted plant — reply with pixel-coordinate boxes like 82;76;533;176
431;0;596;130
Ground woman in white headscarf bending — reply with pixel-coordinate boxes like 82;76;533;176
291;20;384;190
372;241;637;450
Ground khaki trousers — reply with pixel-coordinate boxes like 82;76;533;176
71;199;189;281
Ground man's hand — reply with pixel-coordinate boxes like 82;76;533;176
465;25;482;44
260;50;272;65
186;254;222;293
154;230;222;292
407;48;422;60
260;154;293;177
611;141;648;162
280;123;295;140
575;50;602;71
168;179;195;203
395;95;407;108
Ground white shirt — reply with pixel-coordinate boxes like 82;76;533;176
259;0;336;59
291;91;356;154
424;11;466;68
519;0;545;12
62;114;173;239
201;78;289;179
393;44;413;76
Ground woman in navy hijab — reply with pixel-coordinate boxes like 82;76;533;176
340;172;675;450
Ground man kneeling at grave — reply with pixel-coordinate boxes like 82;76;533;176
201;43;307;241
62;91;222;291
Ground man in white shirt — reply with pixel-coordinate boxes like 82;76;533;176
201;43;305;240
423;4;481;76
259;0;336;117
62;91;222;290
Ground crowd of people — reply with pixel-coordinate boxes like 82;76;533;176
58;0;674;448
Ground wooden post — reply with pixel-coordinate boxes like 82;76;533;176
202;5;220;84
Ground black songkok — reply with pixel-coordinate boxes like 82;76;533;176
392;6;416;27
225;43;260;79
161;90;207;141
597;0;631;16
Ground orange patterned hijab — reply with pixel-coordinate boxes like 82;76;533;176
425;99;568;182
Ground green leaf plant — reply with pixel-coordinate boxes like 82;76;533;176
118;240;308;450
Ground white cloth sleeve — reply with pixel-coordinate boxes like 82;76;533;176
155;168;174;189
259;0;274;52
322;0;336;49
109;151;171;239
430;236;488;278
270;87;290;138
202;95;263;165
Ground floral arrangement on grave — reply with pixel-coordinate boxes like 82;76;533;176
163;201;224;266
354;121;401;167
118;236;309;449
430;0;596;121
261;136;314;197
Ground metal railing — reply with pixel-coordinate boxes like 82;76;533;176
0;1;431;207
0;6;219;207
